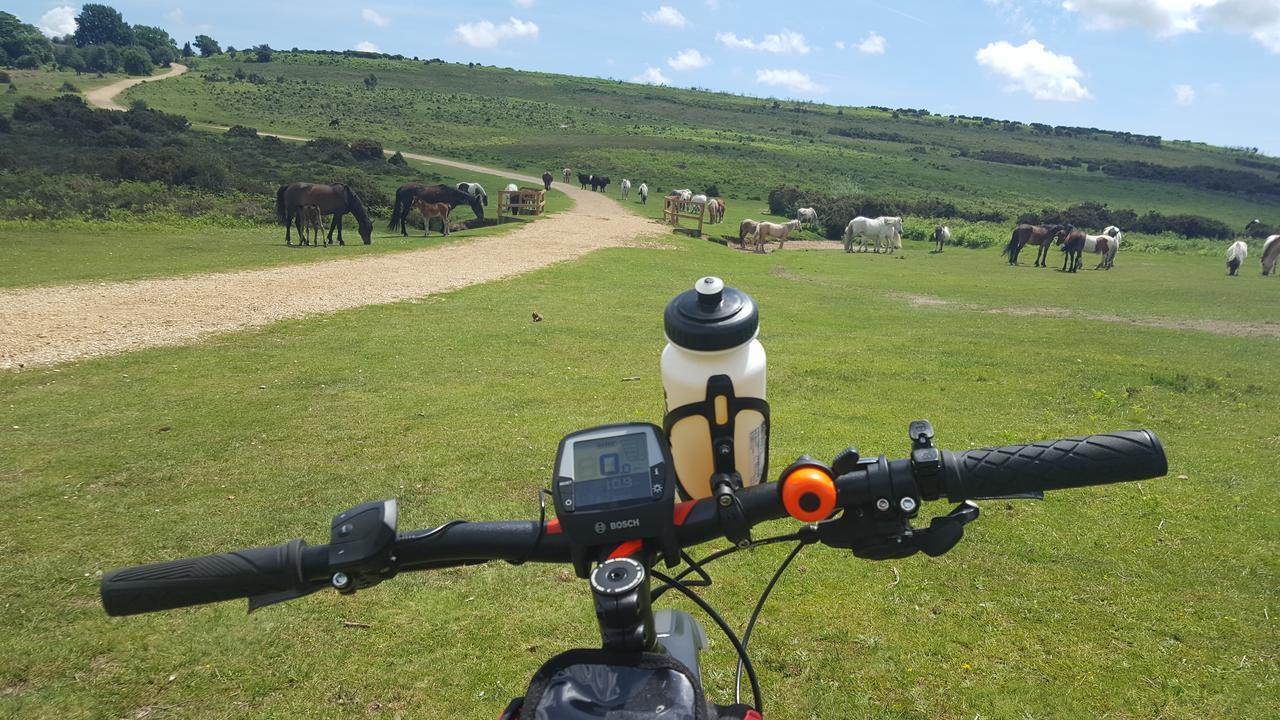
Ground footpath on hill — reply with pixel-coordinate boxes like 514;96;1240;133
0;68;660;370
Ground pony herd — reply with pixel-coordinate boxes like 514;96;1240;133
1002;224;1121;273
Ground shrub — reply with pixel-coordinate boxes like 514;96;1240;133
0;115;10;134
0;71;9;83
226;124;258;139
704;183;720;197
120;46;153;76
387;150;407;167
5;84;15;94
14;54;41;69
326;169;389;208
59;81;80;92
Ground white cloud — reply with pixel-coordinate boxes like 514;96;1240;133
633;66;672;84
644;6;688;27
986;0;1038;34
975;39;1092;101
1173;83;1196;104
667;48;711;70
354;41;381;53
38;6;77;37
514;0;536;7
834;40;846;49
716;30;811;54
454;17;540;48
858;31;887;54
1205;0;1280;53
755;68;825;94
1061;0;1206;35
166;9;186;26
362;8;390;28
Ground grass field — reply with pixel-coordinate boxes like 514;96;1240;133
2;235;1276;719
0;154;571;289
121;53;1280;226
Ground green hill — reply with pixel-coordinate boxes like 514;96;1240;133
122;51;1279;229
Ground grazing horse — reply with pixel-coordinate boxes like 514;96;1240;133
1262;235;1280;276
621;178;632;200
577;172;592;190
1226;240;1249;276
457;182;488;209
638;182;649;204
707;198;725;224
591;175;611;192
739;219;761;245
542;171;554;190
563;167;572;183
389;183;483;235
843;216;901;254
1003;224;1066;266
412;200;452;236
276;182;373;246
753;219;801;252
933;224;951;253
1058;227;1088;273
300;205;324;247
797;207;819;228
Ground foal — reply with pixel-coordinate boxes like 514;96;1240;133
413;199;453;237
300;205;324;246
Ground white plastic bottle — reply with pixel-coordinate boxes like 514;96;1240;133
661;277;768;499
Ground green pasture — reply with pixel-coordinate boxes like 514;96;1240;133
0;156;570;289
122;53;1280;226
2;236;1276;719
0;67;119;115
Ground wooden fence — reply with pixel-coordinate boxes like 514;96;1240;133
498;188;547;222
663;196;705;237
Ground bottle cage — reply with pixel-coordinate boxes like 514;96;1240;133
663;374;770;500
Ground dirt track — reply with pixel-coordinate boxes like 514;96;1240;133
0;71;660;370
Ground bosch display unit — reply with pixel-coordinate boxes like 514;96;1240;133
552;423;679;577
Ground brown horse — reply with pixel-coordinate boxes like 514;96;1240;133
276;183;373;246
1003;224;1067;266
412;199;452;237
1059;226;1087;273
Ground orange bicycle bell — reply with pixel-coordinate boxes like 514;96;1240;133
779;459;837;522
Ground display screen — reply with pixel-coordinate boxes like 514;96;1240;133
571;432;652;509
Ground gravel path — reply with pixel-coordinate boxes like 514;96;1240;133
0;73;660;370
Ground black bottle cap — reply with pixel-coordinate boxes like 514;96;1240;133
663;277;759;351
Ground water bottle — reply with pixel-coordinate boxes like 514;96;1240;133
661;277;769;499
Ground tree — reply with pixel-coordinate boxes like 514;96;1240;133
181;41;192;58
0;11;55;65
193;34;220;57
252;44;272;63
120;46;153;76
54;44;87;73
132;25;177;66
84;45;117;72
74;4;134;47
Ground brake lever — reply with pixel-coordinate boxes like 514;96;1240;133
915;501;980;557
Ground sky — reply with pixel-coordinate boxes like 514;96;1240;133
11;1;1280;155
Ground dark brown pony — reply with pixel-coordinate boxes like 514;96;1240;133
275;183;373;246
541;171;554;190
1003;224;1066;266
388;183;483;236
1059;226;1086;273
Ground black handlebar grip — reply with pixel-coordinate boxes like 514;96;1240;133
101;539;309;616
943;430;1167;501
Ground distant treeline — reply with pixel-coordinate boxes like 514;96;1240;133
768;188;1238;241
0;94;419;221
958;148;1280;198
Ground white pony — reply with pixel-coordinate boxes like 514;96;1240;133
932;224;951;253
1263;234;1280;276
638;182;649;204
620;178;631;200
797;207;819;227
1226;240;1249;276
843;216;902;254
753;219;801;252
457;182;488;207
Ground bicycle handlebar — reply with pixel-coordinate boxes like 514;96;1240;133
101;430;1168;617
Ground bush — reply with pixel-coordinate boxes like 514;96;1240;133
120;46;153;76
226;124;258;139
704;183;720;197
59;81;80;92
387;150;407;167
0;115;10;134
349;138;384;161
326;169;389;208
14;54;41;69
0;71;9;83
